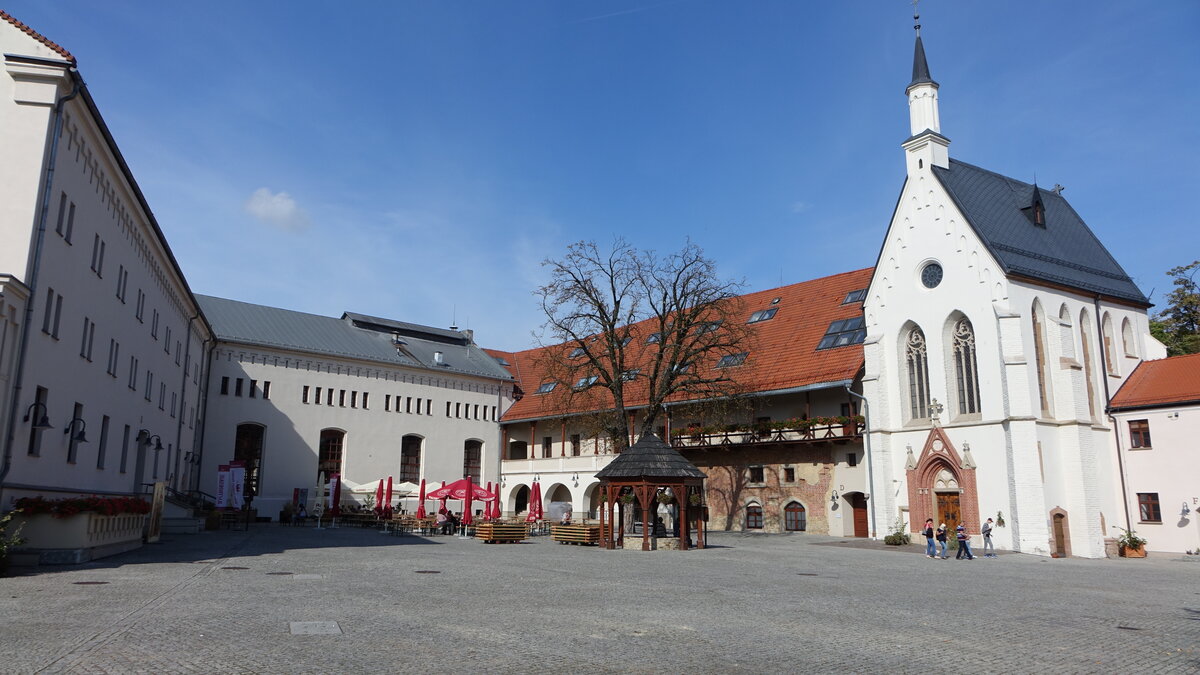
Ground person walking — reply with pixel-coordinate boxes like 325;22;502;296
955;524;976;560
981;517;996;558
936;523;949;559
923;518;937;558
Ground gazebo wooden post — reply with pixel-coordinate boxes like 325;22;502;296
678;485;689;551
638;484;650;551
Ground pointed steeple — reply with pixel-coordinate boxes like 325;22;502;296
902;8;949;172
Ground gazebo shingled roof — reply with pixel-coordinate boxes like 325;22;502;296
594;433;706;480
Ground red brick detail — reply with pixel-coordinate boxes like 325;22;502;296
906;427;980;534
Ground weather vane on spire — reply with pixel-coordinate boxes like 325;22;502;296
912;0;921;35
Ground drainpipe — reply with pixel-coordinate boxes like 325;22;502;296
173;314;199;492
0;66;82;507
1093;296;1131;533
845;384;876;538
191;337;215;493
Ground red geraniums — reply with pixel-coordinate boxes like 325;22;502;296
13;496;151;519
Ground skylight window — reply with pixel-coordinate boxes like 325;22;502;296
535;382;557;394
646;332;663;344
817;316;866;350
574;374;599;389
695;321;722;335
672;363;691;374
569;347;586;358
493;356;511;366
621;368;641;381
842;289;867;304
748;308;778;324
717;352;748;368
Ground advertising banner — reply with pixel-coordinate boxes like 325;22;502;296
215;464;230;508
229;460;246;509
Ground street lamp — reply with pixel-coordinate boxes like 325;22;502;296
23;402;53;430
138;429;164;451
63;417;89;444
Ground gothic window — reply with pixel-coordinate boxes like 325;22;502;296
745;504;764;529
318;429;344;478
1079;310;1099;419
400;435;422;483
1102;313;1117;376
1121;318;1137;358
905;327;931;420
952;318;980;415
1032;303;1053;417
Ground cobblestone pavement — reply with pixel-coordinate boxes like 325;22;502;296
1;525;1197;673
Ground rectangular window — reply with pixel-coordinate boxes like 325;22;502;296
455;402;461;417
694;321;722;336
151;309;159;339
262;381;271;400
106;339;119;376
349;391;357;408
426;399;432;415
145;371;153;401
67;402;83;463
1129;420;1152;449
116;266;128;303
119;424;130;473
748;466;765;483
492;406;497;420
385;394;391;411
473;404;479;419
360;391;366;409
847;452;858;467
175;341;181;365
41;288;55;334
97;415;110;469
570;434;581;456
542;436;552;458
65;200;75;242
79;317;95;360
128;356;138;390
1137;492;1161;523
338;390;346;407
164;326;172;353
748;308;778;324
90;235;105;276
716;352;748;368
406;397;413;413
158;382;166;410
327;389;334;406
843;288;868;304
235;378;244;397
170;392;177;418
536;382;557;394
249;379;258;399
303;385;311;404
784;467;795;482
136;290;145;322
55;192;67;236
314;386;322;405
220;376;229;395
817;316;867;350
52;293;62;338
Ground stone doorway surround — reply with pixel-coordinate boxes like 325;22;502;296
906;426;980;536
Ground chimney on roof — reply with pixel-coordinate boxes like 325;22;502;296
462;328;474;344
434;351;444;365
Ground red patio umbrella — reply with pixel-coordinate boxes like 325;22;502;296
383;476;394;518
374;479;385;516
415;478;427;519
526;481;541;522
438;481;447;516
491;484;501;519
462;475;474;526
484;481;494;520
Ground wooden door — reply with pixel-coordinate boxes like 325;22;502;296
850;494;868;537
936;492;961;534
1052;514;1067;557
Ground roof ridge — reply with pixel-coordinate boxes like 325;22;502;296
1;10;75;63
197;294;347;324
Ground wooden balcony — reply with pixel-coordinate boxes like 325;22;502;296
670;421;864;449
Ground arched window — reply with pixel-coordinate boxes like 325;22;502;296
1031;302;1053;417
952;318;980;415
234;423;265;497
463;440;482;483
399;435;421;483
784;502;807;531
1102;313;1117;376
905;326;931;420
1079;309;1098;419
745;504;764;530
1121;318;1137;358
318;429;344;478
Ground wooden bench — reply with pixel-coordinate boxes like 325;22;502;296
551;524;601;545
475;522;527;544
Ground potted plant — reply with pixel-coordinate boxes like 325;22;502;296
883;517;911;546
1;509;26;577
656;492;675;505
1112;526;1148;558
688;492;703;506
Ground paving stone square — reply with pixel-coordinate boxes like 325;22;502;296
1;525;1197;673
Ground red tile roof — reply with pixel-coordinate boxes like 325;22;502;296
1;10;75;63
495;268;873;422
1110;352;1200;410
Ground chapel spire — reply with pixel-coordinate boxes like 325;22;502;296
902;4;949;171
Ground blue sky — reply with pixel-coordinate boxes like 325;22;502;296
7;1;1198;350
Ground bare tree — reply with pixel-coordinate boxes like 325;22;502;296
535;239;750;450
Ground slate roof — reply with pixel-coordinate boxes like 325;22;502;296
908;34;936;90
594;433;707;480
932;159;1149;306
497;268;873;423
1109;353;1200;410
197;295;512;381
1;10;75;62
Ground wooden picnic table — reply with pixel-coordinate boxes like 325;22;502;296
551;524;601;545
474;522;528;544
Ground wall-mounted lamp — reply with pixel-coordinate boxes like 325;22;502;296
533;473;540;482
138;429;164;451
23;402;53;430
1183;502;1192;517
572;473;579;487
830;490;839;504
63;417;88;444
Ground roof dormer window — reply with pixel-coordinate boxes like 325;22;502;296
748;308;777;324
535;382;557;394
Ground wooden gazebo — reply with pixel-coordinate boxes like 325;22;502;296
595;433;707;551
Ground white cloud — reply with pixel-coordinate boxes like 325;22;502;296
244;187;310;232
